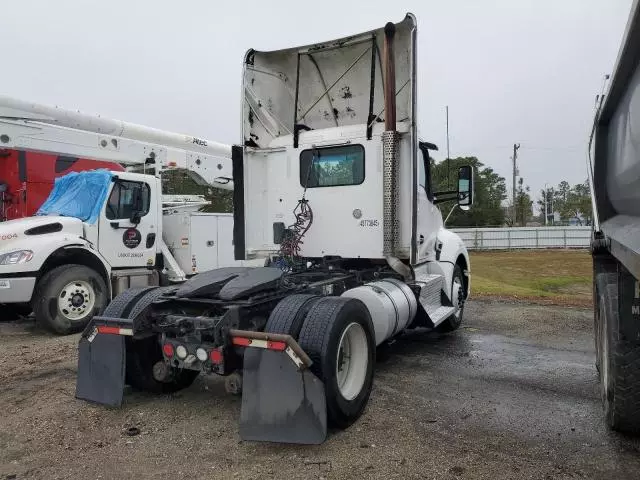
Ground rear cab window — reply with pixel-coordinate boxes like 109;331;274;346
300;144;365;188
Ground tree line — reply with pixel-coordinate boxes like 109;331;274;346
431;157;592;227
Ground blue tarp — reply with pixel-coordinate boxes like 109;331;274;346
37;169;113;224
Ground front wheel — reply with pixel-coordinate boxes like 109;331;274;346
33;264;107;335
298;296;375;428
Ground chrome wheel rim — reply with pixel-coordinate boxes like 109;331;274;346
58;280;95;321
336;322;369;401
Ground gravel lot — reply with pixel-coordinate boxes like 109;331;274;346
2;300;640;480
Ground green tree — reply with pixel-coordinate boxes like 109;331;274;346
536;187;554;224
564;181;592;225
431;156;507;227
514;177;533;226
543;179;592;225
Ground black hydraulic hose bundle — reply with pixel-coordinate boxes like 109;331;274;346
276;198;313;271
274;150;316;271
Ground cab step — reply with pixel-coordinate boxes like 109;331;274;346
414;273;454;327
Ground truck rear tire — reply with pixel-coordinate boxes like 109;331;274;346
264;294;321;338
436;264;466;333
33;264;107;335
102;287;156;317
298;296;375;428
124;287;199;393
596;265;640;434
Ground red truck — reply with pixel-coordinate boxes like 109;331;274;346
0;148;124;221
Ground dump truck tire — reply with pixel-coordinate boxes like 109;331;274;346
436;265;465;333
597;269;640;434
33;264;108;335
264;294;321;338
298;296;375;428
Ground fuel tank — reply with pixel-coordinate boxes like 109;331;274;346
341;278;417;346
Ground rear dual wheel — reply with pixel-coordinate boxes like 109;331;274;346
267;295;375;428
106;287;199;393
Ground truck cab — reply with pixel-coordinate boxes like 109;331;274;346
237;14;472;319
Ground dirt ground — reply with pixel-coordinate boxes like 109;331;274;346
2;300;640;480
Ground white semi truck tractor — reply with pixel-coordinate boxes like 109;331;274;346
76;14;474;445
590;0;640;435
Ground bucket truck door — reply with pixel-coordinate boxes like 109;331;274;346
97;178;158;268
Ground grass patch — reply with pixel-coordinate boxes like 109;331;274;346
469;249;592;306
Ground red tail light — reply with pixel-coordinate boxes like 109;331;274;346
162;343;174;358
210;348;223;364
266;340;287;351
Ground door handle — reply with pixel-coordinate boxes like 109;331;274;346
419;234;425;245
146;233;156;248
206;241;214;247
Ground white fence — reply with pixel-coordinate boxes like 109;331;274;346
450;226;591;250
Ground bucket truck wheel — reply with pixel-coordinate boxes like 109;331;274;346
33;265;107;335
124;287;199;393
596;270;640;434
264;294;321;338
435;265;465;333
298;297;375;428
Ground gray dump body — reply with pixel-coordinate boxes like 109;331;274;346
593;0;640;274
591;0;640;435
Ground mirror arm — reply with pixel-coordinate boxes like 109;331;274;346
434;189;457;196
444;204;459;224
433;192;458;204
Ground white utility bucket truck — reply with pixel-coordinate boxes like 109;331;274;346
0;97;244;334
76;14;474;445
590;0;640;434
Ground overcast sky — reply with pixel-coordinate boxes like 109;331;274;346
2;0;634;207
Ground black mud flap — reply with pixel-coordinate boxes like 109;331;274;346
75;331;126;406
239;348;327;444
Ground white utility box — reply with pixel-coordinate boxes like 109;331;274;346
163;211;237;275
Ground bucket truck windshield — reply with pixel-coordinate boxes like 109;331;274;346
37;169;113;223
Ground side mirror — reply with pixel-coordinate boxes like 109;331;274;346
130;212;141;225
457;165;474;211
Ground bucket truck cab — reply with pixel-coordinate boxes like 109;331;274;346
75;13;474;446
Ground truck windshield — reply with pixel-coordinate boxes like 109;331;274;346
299;145;365;188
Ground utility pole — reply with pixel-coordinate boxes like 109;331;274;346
446;106;450;189
550;186;554;225
544;183;548;226
512;143;520;226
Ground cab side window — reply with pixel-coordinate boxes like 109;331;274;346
418;145;434;201
105;181;150;220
